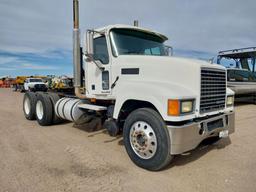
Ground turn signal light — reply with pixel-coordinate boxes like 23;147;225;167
168;100;180;116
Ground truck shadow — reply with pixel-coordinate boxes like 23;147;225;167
71;121;232;170
76;124;124;144
165;137;231;169
73;118;103;133
100;134;232;170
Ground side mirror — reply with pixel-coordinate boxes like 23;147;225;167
84;30;105;71
208;57;214;64
164;45;173;56
85;30;94;61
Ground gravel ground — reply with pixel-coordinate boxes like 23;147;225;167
0;88;255;192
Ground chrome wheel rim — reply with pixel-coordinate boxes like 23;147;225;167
24;97;30;115
129;121;157;159
36;100;44;120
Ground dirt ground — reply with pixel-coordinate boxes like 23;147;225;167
0;88;255;192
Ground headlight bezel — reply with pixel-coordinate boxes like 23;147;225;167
168;99;195;116
226;95;234;107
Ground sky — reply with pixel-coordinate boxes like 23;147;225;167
0;0;255;77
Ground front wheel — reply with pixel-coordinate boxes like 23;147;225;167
123;108;173;171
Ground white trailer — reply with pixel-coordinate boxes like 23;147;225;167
22;0;235;170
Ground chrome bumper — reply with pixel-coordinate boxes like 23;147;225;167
167;111;235;155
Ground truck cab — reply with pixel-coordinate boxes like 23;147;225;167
84;25;235;121
81;25;235;168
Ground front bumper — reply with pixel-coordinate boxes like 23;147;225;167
167;111;235;155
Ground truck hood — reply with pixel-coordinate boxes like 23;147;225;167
115;55;224;70
114;55;226;96
112;55;229;121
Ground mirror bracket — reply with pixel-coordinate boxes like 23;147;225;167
84;52;105;71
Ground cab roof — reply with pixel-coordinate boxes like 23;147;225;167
94;24;168;42
218;47;256;59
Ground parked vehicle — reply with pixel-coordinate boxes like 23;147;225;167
218;47;256;103
22;0;235;170
24;78;48;92
50;75;74;93
0;76;14;88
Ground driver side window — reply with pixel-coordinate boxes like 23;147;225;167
93;36;109;64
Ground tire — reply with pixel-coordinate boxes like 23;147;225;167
123;108;173;171
35;93;53;126
23;92;37;120
48;93;63;124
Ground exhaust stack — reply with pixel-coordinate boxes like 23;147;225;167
73;0;86;99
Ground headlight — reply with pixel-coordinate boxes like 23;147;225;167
226;96;234;107
168;99;194;116
181;100;194;113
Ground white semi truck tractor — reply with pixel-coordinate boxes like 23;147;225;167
23;0;235;170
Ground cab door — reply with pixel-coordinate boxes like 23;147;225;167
85;35;112;97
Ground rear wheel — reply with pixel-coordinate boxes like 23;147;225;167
23;92;37;120
35;93;53;126
123;108;173;171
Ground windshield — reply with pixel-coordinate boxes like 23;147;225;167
218;56;256;71
30;79;42;83
110;29;167;56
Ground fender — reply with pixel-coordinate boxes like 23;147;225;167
113;80;197;122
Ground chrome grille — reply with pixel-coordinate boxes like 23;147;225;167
200;68;226;113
